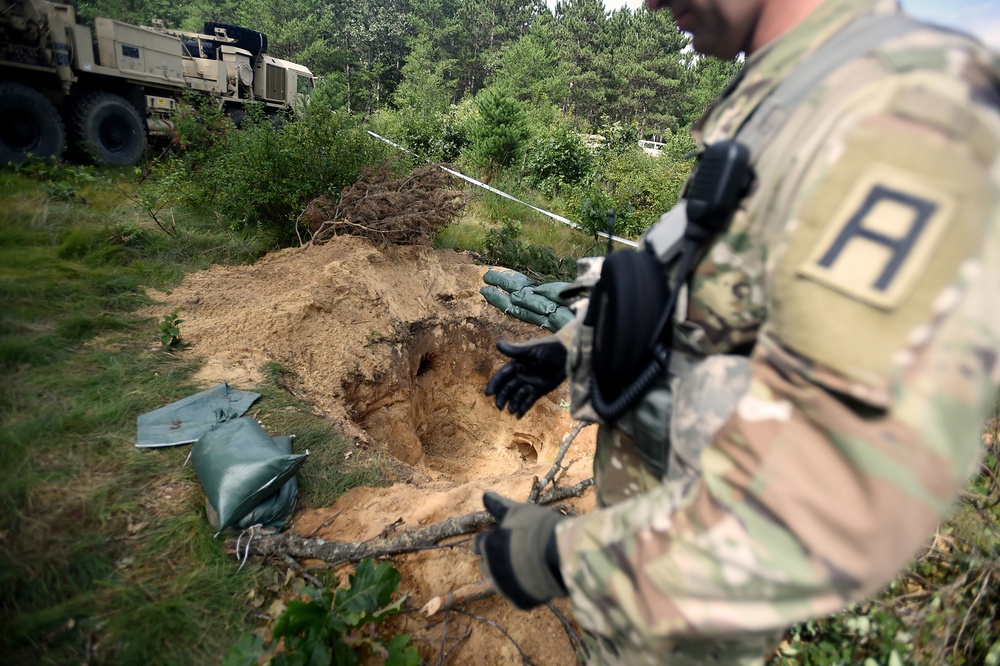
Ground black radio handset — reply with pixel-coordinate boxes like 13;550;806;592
649;140;752;350
590;140;752;423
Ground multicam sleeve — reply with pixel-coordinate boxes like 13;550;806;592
553;49;1000;650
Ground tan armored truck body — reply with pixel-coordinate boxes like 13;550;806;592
0;0;315;165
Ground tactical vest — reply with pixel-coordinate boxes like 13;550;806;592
565;12;926;479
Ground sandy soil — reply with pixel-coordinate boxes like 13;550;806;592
147;236;597;664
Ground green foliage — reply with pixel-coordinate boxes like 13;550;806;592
482;218;573;282
158;307;184;347
569;132;697;239
0;170;387;665
595;118;642;158
573;184;619;240
139;100;388;243
465;89;530;176
8;158;98;203
525;124;592;195
224;559;419;666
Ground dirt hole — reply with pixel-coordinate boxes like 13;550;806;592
147;239;596;665
343;319;567;482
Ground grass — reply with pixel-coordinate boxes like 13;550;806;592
0;166;389;665
437;176;614;284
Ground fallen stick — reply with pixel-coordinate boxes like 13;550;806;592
236;510;494;565
230;478;594;565
422;579;495;617
529;421;587;503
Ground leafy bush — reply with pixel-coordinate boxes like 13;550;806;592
483;218;573;282
158;307;184;348
139;99;389;244
569;131;697;239
594;118;641;157
224;558;419;666
371;107;467;163
525;124;592;195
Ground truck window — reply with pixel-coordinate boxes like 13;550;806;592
296;75;313;95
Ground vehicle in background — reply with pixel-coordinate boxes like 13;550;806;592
0;0;315;166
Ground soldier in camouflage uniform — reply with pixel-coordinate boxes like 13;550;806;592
475;0;1000;663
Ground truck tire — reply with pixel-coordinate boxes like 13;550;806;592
203;22;268;57
0;82;66;164
73;92;147;167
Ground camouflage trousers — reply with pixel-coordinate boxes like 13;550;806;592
585;424;783;666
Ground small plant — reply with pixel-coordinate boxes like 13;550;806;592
224;558;420;666
483;218;571;281
158;307;184;348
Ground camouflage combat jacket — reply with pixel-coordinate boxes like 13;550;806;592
553;0;1000;657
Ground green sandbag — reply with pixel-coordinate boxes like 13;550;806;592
192;417;307;536
205;435;299;533
136;382;260;448
532;282;571;306
481;285;513;312
509;304;548;327
510;287;557;316
544;306;576;332
481;285;547;327
483;268;537;293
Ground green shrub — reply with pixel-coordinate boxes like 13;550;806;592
482;218;573;282
371;107;467;163
525;124;592;196
464;89;530;176
139;100;389;244
569;131;696;239
224;558;419;666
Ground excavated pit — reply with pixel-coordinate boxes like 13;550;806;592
148;236;585;483
343;319;573;482
144;237;596;665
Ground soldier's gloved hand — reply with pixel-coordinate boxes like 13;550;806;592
485;339;567;418
474;492;568;610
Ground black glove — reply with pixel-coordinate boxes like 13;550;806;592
474;492;568;610
485;339;567;418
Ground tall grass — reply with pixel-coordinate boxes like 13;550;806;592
0;167;387;665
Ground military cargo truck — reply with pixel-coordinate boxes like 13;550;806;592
0;0;315;165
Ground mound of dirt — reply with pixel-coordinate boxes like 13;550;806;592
148;236;597;664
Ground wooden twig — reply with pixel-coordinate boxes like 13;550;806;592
238;510;494;565
529;422;586;503
422;579;495;617
304;510;342;538
374;517;405;540
282;554;325;589
538;477;593;505
436;611;450;666
952;570;991;662
450;608;536;666
440;627;472;663
232;479;593;565
546;601;587;664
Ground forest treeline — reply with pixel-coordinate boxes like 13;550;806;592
75;0;739;138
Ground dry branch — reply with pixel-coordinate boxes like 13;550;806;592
230;478;594;565
422;579;495;617
303;163;467;247
236;510;494;565
529;421;587;503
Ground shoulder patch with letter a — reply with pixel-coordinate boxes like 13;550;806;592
797;166;954;310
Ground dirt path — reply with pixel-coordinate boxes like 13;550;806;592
148;236;597;664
